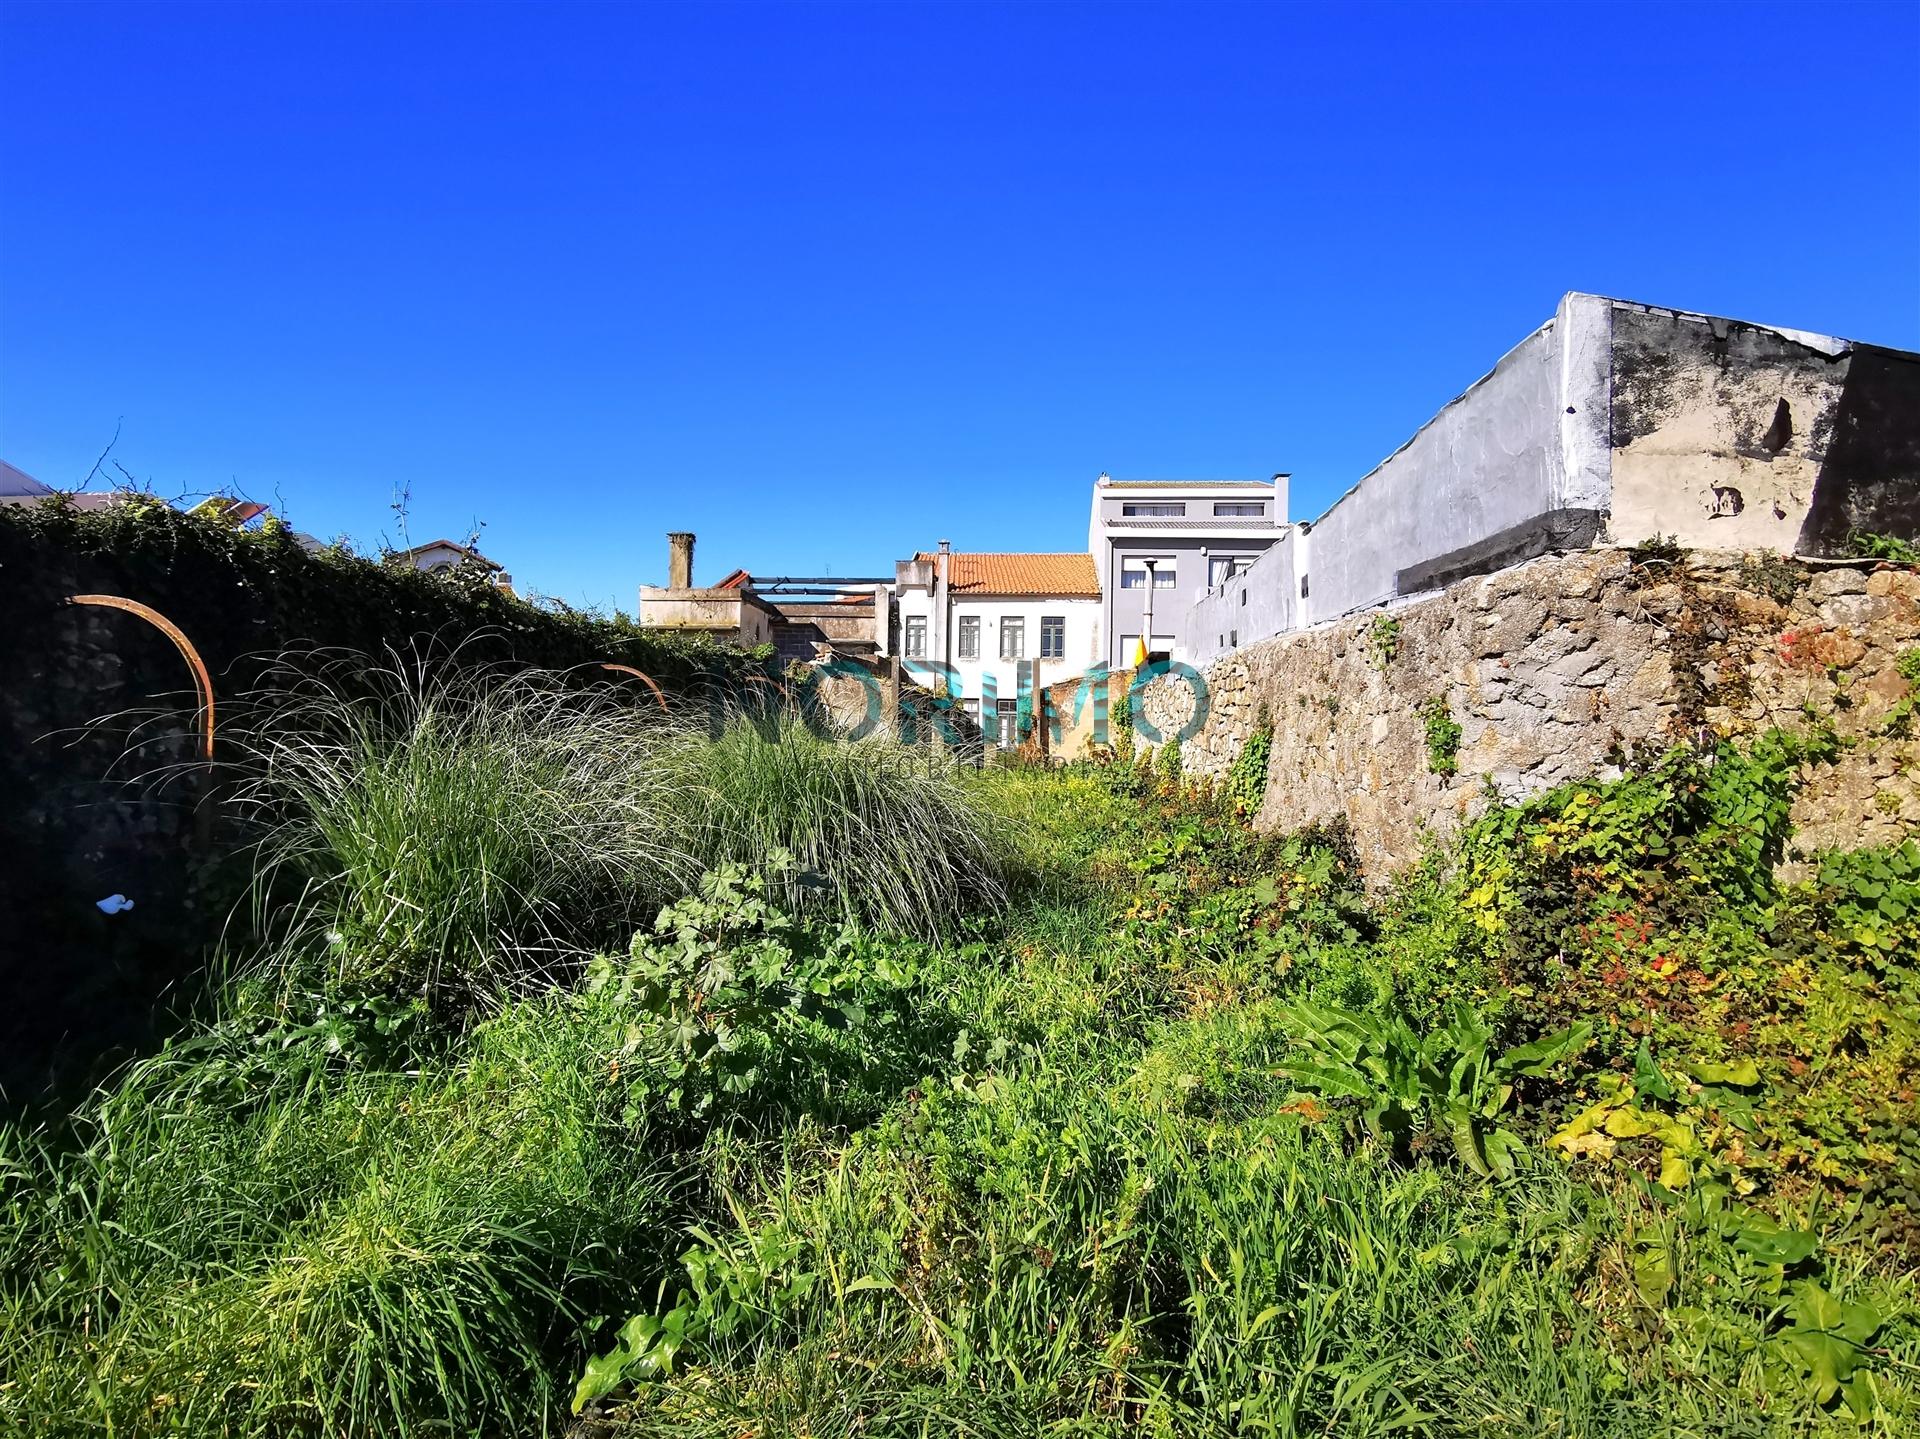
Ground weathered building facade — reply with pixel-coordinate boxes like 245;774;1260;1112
1188;294;1920;665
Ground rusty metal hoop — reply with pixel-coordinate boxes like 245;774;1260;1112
69;594;216;762
599;663;669;712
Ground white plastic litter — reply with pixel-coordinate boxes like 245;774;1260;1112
96;894;135;915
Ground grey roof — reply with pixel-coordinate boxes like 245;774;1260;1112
0;460;53;497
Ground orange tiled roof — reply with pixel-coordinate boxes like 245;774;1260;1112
913;552;1100;598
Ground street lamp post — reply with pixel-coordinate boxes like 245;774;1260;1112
1140;558;1158;666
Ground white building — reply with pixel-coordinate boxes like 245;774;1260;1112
892;544;1102;745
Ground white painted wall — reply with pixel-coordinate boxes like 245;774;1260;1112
893;589;1102;706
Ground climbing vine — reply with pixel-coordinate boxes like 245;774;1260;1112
1423;696;1462;776
1225;709;1273;817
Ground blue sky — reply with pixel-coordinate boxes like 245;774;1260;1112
3;2;1916;610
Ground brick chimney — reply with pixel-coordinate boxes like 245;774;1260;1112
668;531;695;590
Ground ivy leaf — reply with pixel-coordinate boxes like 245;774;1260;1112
1686;1058;1761;1089
1779;1282;1884;1406
1633;1041;1677;1104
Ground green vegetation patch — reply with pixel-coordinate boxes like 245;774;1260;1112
3;674;1916;1437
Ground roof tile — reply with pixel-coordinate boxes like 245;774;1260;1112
913;552;1100;598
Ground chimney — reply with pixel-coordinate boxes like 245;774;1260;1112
668;531;695;590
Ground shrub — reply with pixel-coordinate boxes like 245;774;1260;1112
1737;550;1808;605
1111;692;1136;765
1225;717;1272;818
1366;612;1401;670
1155;739;1183;786
1849;531;1920;565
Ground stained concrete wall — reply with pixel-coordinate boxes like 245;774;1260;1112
1167;547;1920;878
1188;294;1919;665
1608;306;1920;558
637;587;776;646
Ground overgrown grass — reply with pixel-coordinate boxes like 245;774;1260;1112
5;692;1917;1437
665;713;1013;939
0;993;677;1435
227;657;1011;998
227;655;704;1000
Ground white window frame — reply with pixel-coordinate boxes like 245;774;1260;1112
956;614;980;659
1121;501;1186;518
903;615;927;659
1213;501;1264;517
999;616;1025;660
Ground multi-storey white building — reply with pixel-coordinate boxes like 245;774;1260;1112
891;543;1101;745
1087;473;1288;668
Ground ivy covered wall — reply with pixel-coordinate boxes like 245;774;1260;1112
0;496;772;1103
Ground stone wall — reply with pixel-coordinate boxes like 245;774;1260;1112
1169;547;1919;877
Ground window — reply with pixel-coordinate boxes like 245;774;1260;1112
1121;560;1176;589
903;615;927;658
1213;501;1264;517
1208;556;1242;587
957;615;980;659
994;698;1019;747
1121;502;1185;518
1039;615;1065;659
999;617;1025;660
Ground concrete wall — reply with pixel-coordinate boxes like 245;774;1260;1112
1607;306;1920;558
637;587;776;646
1167;547;1920;878
1303;294;1610;624
1197;294;1918;664
1187;529;1299;668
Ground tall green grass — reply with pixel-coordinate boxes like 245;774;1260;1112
227;657;1010;997
229;655;704;999
0;994;675;1436
667;714;1011;938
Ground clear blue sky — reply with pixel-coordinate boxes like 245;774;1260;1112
4;2;1916;610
